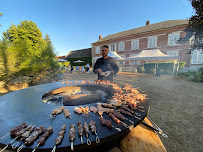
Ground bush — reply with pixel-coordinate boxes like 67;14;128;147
177;68;203;82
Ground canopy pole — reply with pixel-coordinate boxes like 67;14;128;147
176;61;179;76
173;61;176;75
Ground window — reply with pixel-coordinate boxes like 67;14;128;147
189;35;195;44
168;33;180;46
109;44;116;52
131;39;139;50
197;38;203;44
167;50;179;56
118;42;125;51
191;49;203;64
95;46;100;54
148;37;157;48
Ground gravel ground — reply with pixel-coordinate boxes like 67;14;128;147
0;72;202;152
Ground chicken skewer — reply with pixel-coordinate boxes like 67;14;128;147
63;109;72;119
49;106;65;119
51;125;66;152
84;122;91;145
12;125;36;149
17;126;45;152
74;107;82;114
32;126;53;152
89;121;100;143
69;124;76;151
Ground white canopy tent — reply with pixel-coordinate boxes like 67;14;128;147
93;51;124;61
127;49;179;61
126;49;179;75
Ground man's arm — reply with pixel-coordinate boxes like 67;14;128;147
93;59;101;74
111;58;119;75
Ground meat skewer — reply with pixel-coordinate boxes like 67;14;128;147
32;126;53;152
51;125;66;152
118;109;133;116
63;109;72;119
90;106;97;113
109;113;129;128
121;105;134;114
0;124;30;152
50;106;65;118
12;125;36;149
77;121;84;144
69;124;76;151
89;121;100;143
10;125;33;149
74;107;82;114
0;123;27;140
17;126;45;152
99;117;121;132
84;122;91;145
114;110;134;125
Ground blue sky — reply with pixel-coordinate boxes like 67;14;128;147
0;0;193;56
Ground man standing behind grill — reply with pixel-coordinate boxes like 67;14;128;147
94;45;119;82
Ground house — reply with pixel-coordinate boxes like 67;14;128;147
91;20;203;71
55;56;66;60
65;48;92;66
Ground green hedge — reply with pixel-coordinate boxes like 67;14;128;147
142;61;186;75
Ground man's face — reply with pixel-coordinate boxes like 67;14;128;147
102;47;109;57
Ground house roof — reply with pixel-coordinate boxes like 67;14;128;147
55;56;66;59
65;48;92;59
92;20;188;44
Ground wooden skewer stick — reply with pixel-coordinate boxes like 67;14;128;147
111;125;121;132
0;133;10;140
71;141;74;151
125;118;134;125
80;136;83;144
0;136;18;152
32;143;40;152
12;138;23;149
51;145;56;152
17;144;24;152
94;131;100;143
120;122;129;128
86;138;91;145
49;114;56;119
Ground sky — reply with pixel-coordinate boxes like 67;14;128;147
0;0;194;56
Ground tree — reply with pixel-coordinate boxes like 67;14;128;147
180;0;203;49
0;20;57;81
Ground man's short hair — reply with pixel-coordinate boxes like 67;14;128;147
102;45;108;49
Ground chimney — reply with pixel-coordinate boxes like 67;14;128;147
146;20;150;25
99;35;102;40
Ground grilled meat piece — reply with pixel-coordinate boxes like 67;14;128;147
118;109;133;116
113;111;125;121
74;107;82;114
100;117;112;129
69;124;76;142
109;113;121;124
63;109;71;118
10;123;27;136
90;106;98;113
